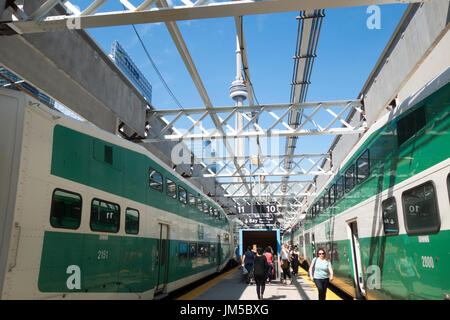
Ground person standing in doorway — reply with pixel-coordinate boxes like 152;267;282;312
253;247;269;300
309;249;334;300
280;244;292;284
290;246;300;277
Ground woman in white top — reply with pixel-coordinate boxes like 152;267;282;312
280;244;292;284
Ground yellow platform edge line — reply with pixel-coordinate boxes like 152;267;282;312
297;267;342;300
177;266;239;300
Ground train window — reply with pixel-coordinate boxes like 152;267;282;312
402;181;440;235
329;184;336;205
189;243;197;258
188;193;196;208
210;244;216;260
336;176;344;200
356;150;370;184
104;145;113;165
213;208;218;218
178;186;187;204
397;105;426;147
203;202;209;215
149;167;163;192
198;243;206;257
90;199;120;233
345;164;355;193
323;192;329;209
305;233;310;245
194;198;201;212
125;208;139;234
209;206;214;217
166;178;177;199
178;242;188;260
50;189;82;229
381;197;399;236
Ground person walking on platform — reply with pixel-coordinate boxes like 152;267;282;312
309;249;334;300
253;247;269;300
242;246;255;284
290;246;300;277
264;247;274;282
280;244;292;284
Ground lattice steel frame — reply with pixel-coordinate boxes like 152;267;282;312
0;0;419;229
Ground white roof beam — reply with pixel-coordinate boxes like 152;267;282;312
3;0;423;34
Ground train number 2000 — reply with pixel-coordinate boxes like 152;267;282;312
421;256;435;269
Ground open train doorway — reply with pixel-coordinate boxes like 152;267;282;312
155;223;169;295
347;220;366;299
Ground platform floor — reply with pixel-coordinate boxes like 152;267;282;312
177;266;342;300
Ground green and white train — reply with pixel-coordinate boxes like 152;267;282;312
0;88;236;299
288;68;450;300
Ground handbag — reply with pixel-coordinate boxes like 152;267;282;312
242;267;248;275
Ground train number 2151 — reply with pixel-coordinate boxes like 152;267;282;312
97;250;109;260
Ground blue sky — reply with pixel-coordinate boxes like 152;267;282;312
60;1;408;178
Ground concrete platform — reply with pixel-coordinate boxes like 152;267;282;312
177;266;342;301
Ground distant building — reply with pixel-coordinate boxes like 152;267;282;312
188;139;218;173
202;140;218;174
110;40;152;104
0;66;55;107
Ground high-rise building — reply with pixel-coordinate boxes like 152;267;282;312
110;40;152;104
202;140;218;174
0;66;55;107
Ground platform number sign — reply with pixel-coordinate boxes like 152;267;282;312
236;203;278;214
265;204;278;213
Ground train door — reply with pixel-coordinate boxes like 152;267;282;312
217;235;221;269
347;220;366;299
155;224;169;294
311;233;316;258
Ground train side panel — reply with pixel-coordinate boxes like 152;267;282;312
0;90;26;299
0;90;233;299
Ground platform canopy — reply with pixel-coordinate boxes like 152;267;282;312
0;0;421;230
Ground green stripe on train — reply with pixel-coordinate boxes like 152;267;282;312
313;229;450;300
296;82;450;300
38;231;230;293
50;125;227;229
307;82;450;228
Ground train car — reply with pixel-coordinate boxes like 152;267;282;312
292;68;450;300
0;88;233;299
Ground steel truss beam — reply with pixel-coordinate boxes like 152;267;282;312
1;0;422;35
143;99;365;142
201;152;332;178
220;179;315;198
